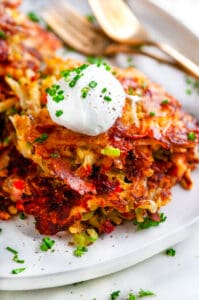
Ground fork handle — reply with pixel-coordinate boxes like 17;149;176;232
126;39;199;79
156;42;199;79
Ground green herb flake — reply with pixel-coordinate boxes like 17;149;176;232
11;268;26;275
55;110;63;117
127;293;137;300
104;95;112;102
46;84;64;103
86;14;96;23
134;212;167;230
13;254;25;264
185;76;199;95
110;290;120;300
101;146;120;157
40;237;55;252
86;56;111;71
105;64;111;71
127;56;135;67
8;106;18;115
6;73;12;78
166;248;176;257
6;246;18;255
101;87;107;93
50;152;59;158
186;88;192;95
128;86;134;95
87;56;103;65
27;12;40;23
19;212;26;220
89;81;97;88
186;77;192;85
78;64;89;71
138;289;155;297
81;87;90;98
60;70;71;81
0;228;2;233
187;132;196;141
69;74;83;88
33;133;48;144
3;137;10;145
74;246;88;257
149;112;155;117
0;30;7;39
161;99;169;105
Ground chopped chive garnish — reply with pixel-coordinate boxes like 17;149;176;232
127;293;136;300
186;77;192;84
6;246;18;255
166;248;176;256
33;133;48;144
161;98;169;105
60;70;71;79
105;64;111;71
110;290;120;300
134;212;167;230
186;88;192;95
89;80;97;88
74;246;88;257
11;268;26;275
185;76;199;95
0;228;2;232
13;254;25;264
86;14;95;23
78;64;88;71
40;237;55;252
0;30;7;39
6;73;12;78
87;56;103;65
138;289;155;297
149;112;155;117
69;74;83;87
187;132;196;141
46;84;64;103
19;212;26;220
57;90;64;95
50;152;59;158
101;87;107;93
55;110;63;117
3;137;10;144
86;56;111;70
27;12;40;22
103;95;112;102
81;87;90;98
128;86;134;95
101;146;120;157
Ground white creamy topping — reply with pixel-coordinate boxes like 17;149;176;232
47;64;126;136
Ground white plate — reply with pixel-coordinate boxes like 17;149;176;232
0;0;199;291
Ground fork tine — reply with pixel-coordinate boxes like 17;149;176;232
42;0;110;55
42;11;88;54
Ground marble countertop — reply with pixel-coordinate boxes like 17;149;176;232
1;1;199;299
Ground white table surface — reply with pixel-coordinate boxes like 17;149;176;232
1;1;199;299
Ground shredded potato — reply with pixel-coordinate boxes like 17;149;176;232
0;1;198;241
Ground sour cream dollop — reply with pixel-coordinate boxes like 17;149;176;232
47;64;125;136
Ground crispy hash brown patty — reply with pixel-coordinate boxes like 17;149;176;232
0;2;199;242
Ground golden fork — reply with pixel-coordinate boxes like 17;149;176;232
88;0;199;79
41;0;185;72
